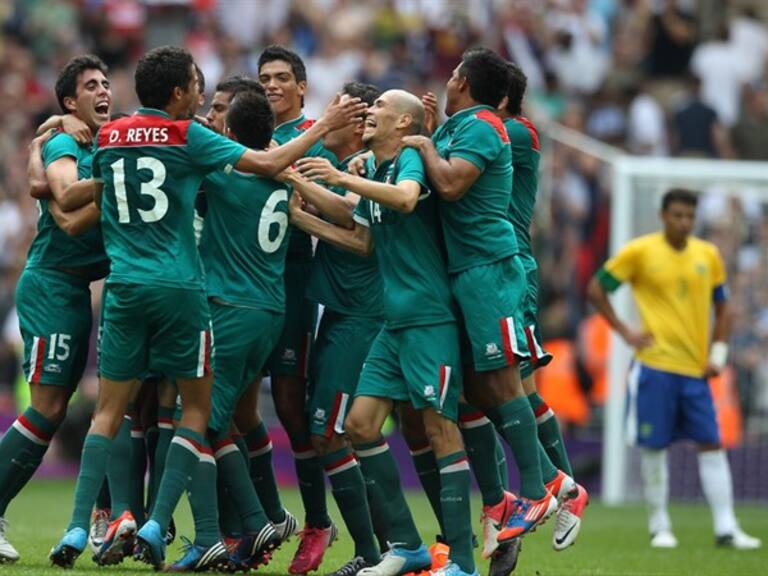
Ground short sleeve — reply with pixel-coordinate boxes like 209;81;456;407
395;147;428;189
353;198;371;227
42;133;80;168
448;116;504;171
187;122;247;174
600;241;642;289
710;245;727;288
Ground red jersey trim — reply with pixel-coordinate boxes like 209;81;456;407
475;109;510;143
514;115;540;152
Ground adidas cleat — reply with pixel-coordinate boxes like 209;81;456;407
230;523;281;571
166;536;229;571
544;470;578;505
274;509;299;544
329;556;377;576
50;527;87;569
481;491;516;558
497;494;557;541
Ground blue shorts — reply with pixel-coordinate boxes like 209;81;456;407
625;362;720;448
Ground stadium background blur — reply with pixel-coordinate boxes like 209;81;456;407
0;0;767;503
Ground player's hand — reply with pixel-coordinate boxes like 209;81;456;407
319;93;368;132
296;157;342;186
402;135;431;151
29;128;56;150
703;362;723;379
60;115;93;145
276;164;300;184
621;327;654;350
288;190;305;215
347;151;371;176
422;91;439;135
194;115;213;129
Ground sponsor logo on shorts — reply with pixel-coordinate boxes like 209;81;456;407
485;342;502;358
424;385;435;398
282;348;296;362
313;408;326;425
44;363;62;374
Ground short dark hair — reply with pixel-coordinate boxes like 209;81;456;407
55;55;109;114
135;46;195;110
662;188;698;211
342;81;381;107
227;91;275;150
459;48;510;108
258;45;307;83
216;75;265;99
505;62;527;116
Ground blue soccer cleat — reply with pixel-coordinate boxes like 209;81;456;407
166;536;229;572
135;519;166;569
430;561;480;576
50;527;87;569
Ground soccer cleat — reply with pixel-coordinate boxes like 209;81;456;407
428;560;479;576
489;538;522;576
94;510;137;565
230;523;281;570
274;509;299;544
481;491;516;558
165;536;229;571
497;493;557;541
552;483;589;551
544;470;578;505
88;508;110;554
135;519;166;569
329;556;377;576
165;516;177;546
650;531;678;549
358;544;432;576
49;527;87;568
716;529;762;550
288;522;339;574
0;518;19;563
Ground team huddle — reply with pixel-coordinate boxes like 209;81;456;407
0;44;590;575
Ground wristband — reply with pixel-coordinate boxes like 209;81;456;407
709;341;728;370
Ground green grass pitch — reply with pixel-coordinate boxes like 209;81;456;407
2;480;766;575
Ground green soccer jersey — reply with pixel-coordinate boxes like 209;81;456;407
200;170;292;312
93;108;246;290
306;151;383;318
273;113;337;261
432;104;517;273
25;132;108;274
352;147;454;329
504;116;541;257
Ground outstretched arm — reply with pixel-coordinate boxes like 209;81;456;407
288;192;372;256
401;135;480;201
282;171;358;229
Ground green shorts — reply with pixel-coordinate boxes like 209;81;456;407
15;268;92;388
99;283;213;382
308;310;382;437
356;322;462;421
208;302;284;433
265;259;317;378
450;256;530;372
517;253;552;379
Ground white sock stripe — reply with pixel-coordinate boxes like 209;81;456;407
215;443;240;460
459;416;492;429
409;446;432;456
130;430;145;438
199;452;216;465
171;435;201;456
158;422;174;430
249;441;273;458
12;419;49;446
293;448;317;460
440;461;470;474
535;408;555;424
326;458;358;476
356;444;389;458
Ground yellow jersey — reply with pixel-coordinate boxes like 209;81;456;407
598;232;727;377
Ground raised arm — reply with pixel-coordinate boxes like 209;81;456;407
296;157;421;213
401;135;480;201
36;114;92;145
28;133;52;199
288;192;372;256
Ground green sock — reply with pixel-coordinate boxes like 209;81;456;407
291;435;330;528
144;426;158;511
244;423;286;523
458;404;505;507
96;479;111;510
129;421;147;525
538;442;558;484
487;398;546;500
150;427;204;533
528;392;574;478
365;475;390;552
106;416;132;518
322;446;379;563
69;434;112;531
437;452;474;574
0;407;57;515
354;439;421;550
408;442;444;534
151;407;175;511
495;438;510;490
187;441;219;547
213;434;269;533
217;437;245;538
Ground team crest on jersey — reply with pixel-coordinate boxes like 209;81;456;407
695;262;707;275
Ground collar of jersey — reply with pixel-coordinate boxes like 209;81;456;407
443;104;495;128
274;112;306;132
136;107;171;118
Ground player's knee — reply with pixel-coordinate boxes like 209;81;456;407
310;433;337;456
30;391;69;425
423;416;461;455
344;412;378;444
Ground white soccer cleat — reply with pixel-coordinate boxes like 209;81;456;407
717;528;762;550
552;484;588;551
88;508;110;554
481;491;515;558
650;530;678;549
0;518;19;563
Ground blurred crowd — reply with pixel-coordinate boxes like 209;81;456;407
1;0;768;434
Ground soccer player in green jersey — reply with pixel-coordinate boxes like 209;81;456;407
402;49;562;540
0;55;111;564
499;62;589;554
49;45;365;569
281;81;384;576
294;89;477;576
257;44;339;574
